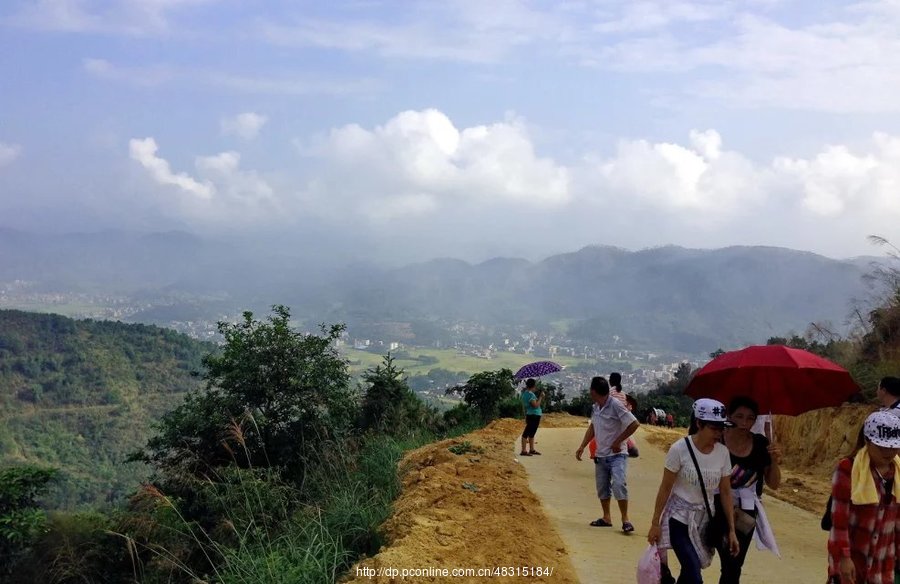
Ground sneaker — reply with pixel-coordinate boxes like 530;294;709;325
519;451;532;456
529;450;542;455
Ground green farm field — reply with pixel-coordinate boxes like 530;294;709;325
342;347;592;376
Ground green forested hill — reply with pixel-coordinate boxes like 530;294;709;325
0;310;213;508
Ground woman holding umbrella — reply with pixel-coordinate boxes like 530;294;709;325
717;396;782;583
520;378;543;456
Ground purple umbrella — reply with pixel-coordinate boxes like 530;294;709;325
514;360;563;380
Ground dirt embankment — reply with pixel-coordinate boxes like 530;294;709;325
770;404;875;513
343;414;585;584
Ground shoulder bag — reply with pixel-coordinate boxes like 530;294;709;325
684;437;724;549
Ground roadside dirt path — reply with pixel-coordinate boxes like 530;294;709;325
521;425;828;584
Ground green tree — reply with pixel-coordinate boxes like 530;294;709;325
642;363;695;425
0;466;58;577
563;388;593;417
536;381;566;413
133;306;354;484
446;369;516;422
360;354;437;435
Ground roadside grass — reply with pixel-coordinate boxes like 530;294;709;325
135;426;482;584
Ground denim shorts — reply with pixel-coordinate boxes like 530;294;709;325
594;453;628;500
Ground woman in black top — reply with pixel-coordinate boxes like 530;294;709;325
717;396;782;583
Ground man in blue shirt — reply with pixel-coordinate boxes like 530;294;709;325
520;378;543;456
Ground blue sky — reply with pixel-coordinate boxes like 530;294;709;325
2;0;900;262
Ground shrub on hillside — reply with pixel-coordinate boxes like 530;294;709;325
0;465;58;577
498;396;522;419
445;369;516;422
359;354;440;436
131;306;356;488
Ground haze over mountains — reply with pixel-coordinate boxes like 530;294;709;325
0;228;880;352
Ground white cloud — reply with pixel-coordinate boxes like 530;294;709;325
592;1;727;34
774;133;900;216
0;142;22;167
220;112;268;140
83;58;174;86
258;0;563;63
10;0;217;36
585;2;900;113
129;137;214;198
258;0;900;114
195;151;273;202
120;112;900;260
129;138;276;228
308;109;570;221
585;130;764;220
83;58;381;96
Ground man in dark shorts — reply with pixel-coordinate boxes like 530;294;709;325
520;378;543;456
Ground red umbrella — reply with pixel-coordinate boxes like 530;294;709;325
684;345;859;416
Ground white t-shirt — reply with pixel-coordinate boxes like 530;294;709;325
664;437;731;508
591;397;638;457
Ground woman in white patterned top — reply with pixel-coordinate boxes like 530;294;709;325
648;399;740;584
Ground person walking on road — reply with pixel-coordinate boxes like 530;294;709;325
827;410;900;584
648;398;740;584
520;378;543;456
718;396;782;583
575;376;640;533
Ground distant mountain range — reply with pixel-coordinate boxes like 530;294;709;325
0;228;882;352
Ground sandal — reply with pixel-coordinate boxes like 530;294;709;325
589;518;613;527
622;521;635;533
519;451;532;456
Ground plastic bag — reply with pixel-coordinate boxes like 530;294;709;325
636;544;661;584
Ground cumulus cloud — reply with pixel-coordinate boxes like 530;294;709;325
309;109;570;221
220;112;268;140
195;151;273;202
774;133;900;216
129;138;276;229
0;142;22;167
121;111;900;260
586;129;763;221
129;137;214;198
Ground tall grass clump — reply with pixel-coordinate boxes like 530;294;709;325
191;434;411;584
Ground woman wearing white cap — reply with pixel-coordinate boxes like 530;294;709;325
648;398;740;584
827;410;900;584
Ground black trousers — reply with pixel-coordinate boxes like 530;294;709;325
716;508;758;584
522;414;541;438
